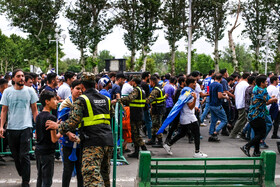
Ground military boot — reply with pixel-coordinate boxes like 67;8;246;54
152;138;164;148
141;145;147;151
128;146;139;158
146;136;156;145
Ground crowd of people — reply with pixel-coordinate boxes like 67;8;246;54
0;68;279;187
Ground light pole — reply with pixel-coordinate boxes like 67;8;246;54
48;28;66;74
187;0;192;75
257;30;277;75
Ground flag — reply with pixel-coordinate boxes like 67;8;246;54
157;87;193;135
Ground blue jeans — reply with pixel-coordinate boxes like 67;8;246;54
143;109;152;139
200;97;210;122
209;105;228;135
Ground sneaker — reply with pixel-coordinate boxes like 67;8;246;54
260;142;269;149
193;151;208;158
240;146;250;157
208;135;220;142
216;120;221;126
252;151;261;157
200;123;207;127
163;144;173;155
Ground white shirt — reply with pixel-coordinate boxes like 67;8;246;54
194;83;202;107
121;83;133;96
234;80;249;109
267;84;279;111
180;97;197;124
57;82;71;100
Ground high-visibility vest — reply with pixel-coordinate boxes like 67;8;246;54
151;86;166;105
129;86;146;108
78;94;110;128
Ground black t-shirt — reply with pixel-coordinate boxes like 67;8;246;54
35;111;57;155
141;81;150;111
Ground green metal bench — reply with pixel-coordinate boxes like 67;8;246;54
137;151;276;187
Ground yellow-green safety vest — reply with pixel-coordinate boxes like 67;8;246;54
151;86;165;105
129;86;146;108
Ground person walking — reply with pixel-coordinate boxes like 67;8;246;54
0;69;39;187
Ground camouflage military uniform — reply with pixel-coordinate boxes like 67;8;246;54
59;72;113;187
120;87;145;147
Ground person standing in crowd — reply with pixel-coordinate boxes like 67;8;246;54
114;77;148;158
208;73;229;142
0;69;38;187
110;73;125;100
0;79;8;162
163;76;207;158
24;75;34;88
35;91;61;187
163;76;176;129
58;71;76;100
109;72;116;84
267;76;280;139
201;70;215;126
58;80;84;187
98;75;113;99
121;75;134;96
241;75;277;157
229;72;250;138
267;72;274;86
47;72;113;187
146;76;166;148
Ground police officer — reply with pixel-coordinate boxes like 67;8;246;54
146;75;166;148
113;77;148;158
46;72;113;187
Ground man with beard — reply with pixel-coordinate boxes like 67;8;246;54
0;69;39;187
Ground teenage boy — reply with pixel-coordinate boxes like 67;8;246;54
36;90;61;187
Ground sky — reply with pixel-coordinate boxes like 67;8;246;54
0;6;252;61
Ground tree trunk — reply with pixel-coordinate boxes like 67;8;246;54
5;60;8;73
255;45;260;73
171;47;176;75
214;39;219;72
131;49;136;71
0;60;3;73
80;48;85;72
275;42;280;75
141;46;148;72
92;45;98;74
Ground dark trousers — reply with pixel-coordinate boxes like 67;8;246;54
272;112;280;136
7;128;31;183
36;153;54;187
245;118;266;153
166;115;179;140
169;122;200;151
62;146;83;187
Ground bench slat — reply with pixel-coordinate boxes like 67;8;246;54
150;180;260;185
151;157;262;161
151;164;261;170
151;172;260;178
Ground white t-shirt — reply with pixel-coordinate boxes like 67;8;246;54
121;83;133;96
194;83;202;107
267;84;279;111
57;82;71;100
180;97;197;125
234;80;249;109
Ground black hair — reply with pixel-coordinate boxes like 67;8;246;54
215;73;223;80
186;76;196;86
270;76;278;84
47;72;57;84
209;70;215;76
4;73;11;80
248;76;256;85
191;71;200;78
178;76;185;85
170;76;177;84
109;72;116;78
160;75;165;80
12;69;23;78
256;75;267;87
219;68;227;75
268;72;274;76
165;73;170;80
132;77;141;85
226;76;234;82
142;72;150;80
25;75;33;82
39;90;56;107
116;73;125;80
71;79;82;88
126;75;133;82
29;72;39;79
242;72;250;79
0;79;8;87
64;71;75;82
150;76;158;85
153;74;159;80
81;80;95;89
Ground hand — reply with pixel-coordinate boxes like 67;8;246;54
111;99;117;105
195;107;200;112
191;92;197;99
46;120;61;130
272;97;278;103
165;93;169;98
66;132;77;142
0;127;4;138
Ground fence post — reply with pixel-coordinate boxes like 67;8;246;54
261;150;276;187
137;151;151;187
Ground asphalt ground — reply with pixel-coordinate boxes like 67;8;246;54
0;120;279;187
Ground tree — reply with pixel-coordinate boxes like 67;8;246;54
204;0;228;72
192;53;215;75
241;0;271;72
96;50;114;72
160;0;186;75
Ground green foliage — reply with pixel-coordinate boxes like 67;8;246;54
96;50;114;72
219;60;234;75
192;53;215;74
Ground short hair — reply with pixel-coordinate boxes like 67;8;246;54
186;76;196;86
132;77;141;85
4;73;11;80
226;76;234;82
256;75;267;86
109;72;116;78
219;68;227;75
150;76;158;85
242;72;250;79
0;79;8;87
126;75;133;82
29;72;39;79
268;72;274;76
64;71;75;82
170;76;177;84
270;75;278;84
191;71;200;78
12;69;23;78
165;73;170;80
81;79;95;89
142;72;150;80
25;75;33;82
209;70;215;76
70;79;82;88
116;73;125;80
160;75;165;80
215;73;223;80
47;72;57;84
248;76;256;85
178;76;185;85
40;90;56;107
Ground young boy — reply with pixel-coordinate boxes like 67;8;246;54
36;90;61;187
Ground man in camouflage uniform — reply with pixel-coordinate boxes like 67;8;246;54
113;77;148;158
146;75;166;148
46;72;113;187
